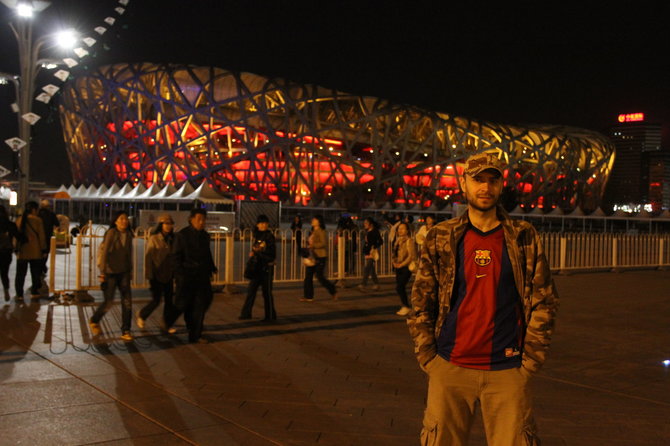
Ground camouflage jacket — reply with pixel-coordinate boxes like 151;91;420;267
406;206;559;375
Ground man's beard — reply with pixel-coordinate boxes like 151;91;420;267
467;193;499;212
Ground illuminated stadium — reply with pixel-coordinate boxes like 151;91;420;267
59;63;615;212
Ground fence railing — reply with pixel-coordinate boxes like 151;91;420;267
47;227;670;296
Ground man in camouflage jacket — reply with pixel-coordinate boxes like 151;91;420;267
407;152;559;445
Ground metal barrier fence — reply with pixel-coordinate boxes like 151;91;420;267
47;227;670;296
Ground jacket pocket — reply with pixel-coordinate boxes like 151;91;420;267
420;413;439;446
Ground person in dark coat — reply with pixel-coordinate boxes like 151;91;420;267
165;208;217;343
0;205;19;301
38;200;60;276
290;214;303;250
239;214;277;321
358;217;383;291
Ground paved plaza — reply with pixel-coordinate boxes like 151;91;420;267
0;270;669;445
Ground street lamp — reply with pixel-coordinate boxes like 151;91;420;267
1;0;77;207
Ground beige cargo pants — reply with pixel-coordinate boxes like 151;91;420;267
421;356;540;446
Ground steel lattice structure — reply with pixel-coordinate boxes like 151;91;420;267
59;63;614;211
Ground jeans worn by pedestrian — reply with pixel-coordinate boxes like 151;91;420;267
15;258;43;297
241;267;276;320
361;258;378;286
139;278;174;323
303;257;336;299
90;272;132;332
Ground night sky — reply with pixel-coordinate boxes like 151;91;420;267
1;0;669;187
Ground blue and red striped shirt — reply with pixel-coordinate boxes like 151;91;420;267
437;224;523;370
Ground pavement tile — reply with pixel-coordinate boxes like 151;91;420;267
0;401;167;445
0;350;72;383
0;377;110;415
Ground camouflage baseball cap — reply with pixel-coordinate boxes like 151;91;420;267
463;152;507;177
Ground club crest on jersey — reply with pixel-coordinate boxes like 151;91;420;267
474;249;492;266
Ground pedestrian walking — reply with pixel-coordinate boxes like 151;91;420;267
137;214;176;333
240;214;277;321
290;214;303;250
38;200;59;277
0;205;19;301
358;217;382;291
407;152;559;445
14;202;46;300
415;213;436;248
165;208;217;343
89;210;134;341
301;215;338;302
391;222;415;316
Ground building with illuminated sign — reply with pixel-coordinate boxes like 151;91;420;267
605;114;666;211
59;63;615;212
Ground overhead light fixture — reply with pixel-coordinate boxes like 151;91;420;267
55;29;77;49
16;1;34;17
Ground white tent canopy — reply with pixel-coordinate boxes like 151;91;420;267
44;183;233;204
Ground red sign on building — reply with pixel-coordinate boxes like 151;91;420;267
617;113;645;123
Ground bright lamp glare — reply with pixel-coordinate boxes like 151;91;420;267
663;360;670;367
55;30;77;49
16;3;34;17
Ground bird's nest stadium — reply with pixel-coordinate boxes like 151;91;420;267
58;63;614;212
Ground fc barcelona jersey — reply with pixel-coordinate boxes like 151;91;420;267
437;224;523;370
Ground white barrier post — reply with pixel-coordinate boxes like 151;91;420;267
612;237;618;271
75;234;82;291
337;234;346;286
49;237;57;298
223;233;235;294
559;236;567;273
659;238;665;269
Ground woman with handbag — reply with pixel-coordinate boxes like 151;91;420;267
391;222;416;316
358;217;382;291
89;210;134;341
301;215;338;302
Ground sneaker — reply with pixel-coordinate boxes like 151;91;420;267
120;331;133;342
89;321;101;337
136;312;145;329
357;284;367;291
332;293;339;301
159;321;177;334
396;306;412;316
371;284;380;291
299;298;314;302
3;289;9;302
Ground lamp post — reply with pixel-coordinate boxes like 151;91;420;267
1;0;77;207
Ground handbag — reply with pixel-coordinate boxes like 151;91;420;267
244;255;259;279
370;247;380;261
303;256;316;267
408;259;418;272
